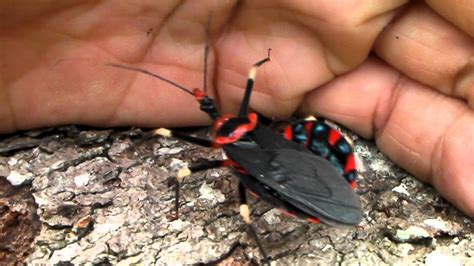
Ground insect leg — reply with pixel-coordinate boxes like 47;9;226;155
238;49;272;117
173;160;225;219
154;128;213;148
238;183;270;265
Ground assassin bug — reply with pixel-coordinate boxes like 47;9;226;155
108;44;362;263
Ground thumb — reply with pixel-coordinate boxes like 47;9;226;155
301;57;474;218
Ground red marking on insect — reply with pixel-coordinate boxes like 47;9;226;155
283;126;293;140
223;160;247;174
307;217;321;224
278;209;297;219
350;181;358;189
249;190;259;198
213;113;258;144
304;121;314;147
193;88;206;100
328;129;341;146
344;154;356;173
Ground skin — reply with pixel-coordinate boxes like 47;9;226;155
1;1;473;218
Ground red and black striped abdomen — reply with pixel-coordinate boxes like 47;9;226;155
281;119;357;188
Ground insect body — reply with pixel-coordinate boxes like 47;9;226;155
242;118;360;226
109;48;362;263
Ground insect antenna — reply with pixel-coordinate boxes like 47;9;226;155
203;40;209;93
238;48;271;118
107;63;194;97
203;14;212;94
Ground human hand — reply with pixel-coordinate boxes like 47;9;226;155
1;1;473;218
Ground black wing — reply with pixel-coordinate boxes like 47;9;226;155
224;125;362;226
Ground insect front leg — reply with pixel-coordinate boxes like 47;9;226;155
238;49;271;117
172;160;226;220
239;183;270;265
154;128;214;147
155;128;224;219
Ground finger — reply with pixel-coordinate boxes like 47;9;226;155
374;2;474;107
214;1;407;118
300;57;474;218
426;0;474;37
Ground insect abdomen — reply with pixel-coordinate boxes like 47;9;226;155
281;119;357;187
